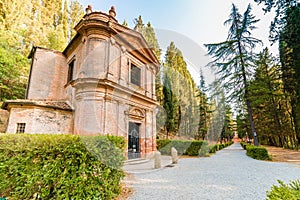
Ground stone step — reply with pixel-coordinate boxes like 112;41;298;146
124;158;150;165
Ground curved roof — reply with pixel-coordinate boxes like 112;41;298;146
63;10;160;68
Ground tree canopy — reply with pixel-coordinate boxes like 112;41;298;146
0;0;84;101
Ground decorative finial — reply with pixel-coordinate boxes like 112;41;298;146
85;5;92;14
109;6;116;18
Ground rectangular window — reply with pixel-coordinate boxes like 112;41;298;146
131;64;141;86
16;123;26;133
68;60;75;83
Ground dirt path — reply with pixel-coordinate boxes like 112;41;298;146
263;145;300;165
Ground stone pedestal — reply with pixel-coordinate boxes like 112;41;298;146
154;151;161;169
171;147;178;164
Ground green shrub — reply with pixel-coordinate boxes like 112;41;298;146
156;139;172;154
246;145;271;160
157;139;207;156
157;140;234;156
0;134;126;200
266;180;300;200
159;140;192;155
198;142;210;157
240;141;249;150
209;141;234;154
187;141;209;156
225;141;234;147
209;144;218;153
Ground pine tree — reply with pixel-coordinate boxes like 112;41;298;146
279;5;300;145
220;104;234;143
249;48;295;147
205;4;262;145
254;0;299;42
236;109;250;139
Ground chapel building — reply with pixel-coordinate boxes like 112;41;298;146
2;6;160;159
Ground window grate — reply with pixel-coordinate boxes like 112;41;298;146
16;123;26;133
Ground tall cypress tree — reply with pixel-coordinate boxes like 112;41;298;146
196;69;208;140
163;42;200;138
162;73;176;138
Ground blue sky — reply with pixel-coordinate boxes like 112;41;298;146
78;0;276;85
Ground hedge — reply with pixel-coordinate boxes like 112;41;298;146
266;180;300;200
240;141;249;150
245;145;271;160
0;134;126;200
157;140;234;156
209;141;234;154
156;140;207;156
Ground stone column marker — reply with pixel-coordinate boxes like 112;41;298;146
171;147;178;164
154;151;161;169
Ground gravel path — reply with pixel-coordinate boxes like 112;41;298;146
126;143;300;200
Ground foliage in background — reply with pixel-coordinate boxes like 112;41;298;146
249;48;296;148
0;0;84;54
0;40;29;101
250;1;300;148
135;16;211;140
0;0;83;101
279;5;300;146
254;0;299;42
195;70;210;140
266;180;300;200
0;134;125;199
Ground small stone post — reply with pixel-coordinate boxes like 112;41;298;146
154;151;161;169
171;147;178;164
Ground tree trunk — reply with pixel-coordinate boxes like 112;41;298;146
237;40;259;146
245;98;259;146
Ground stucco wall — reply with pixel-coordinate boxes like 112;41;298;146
6;106;73;134
27;48;68;100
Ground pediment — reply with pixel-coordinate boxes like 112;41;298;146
110;26;160;67
129;107;145;120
